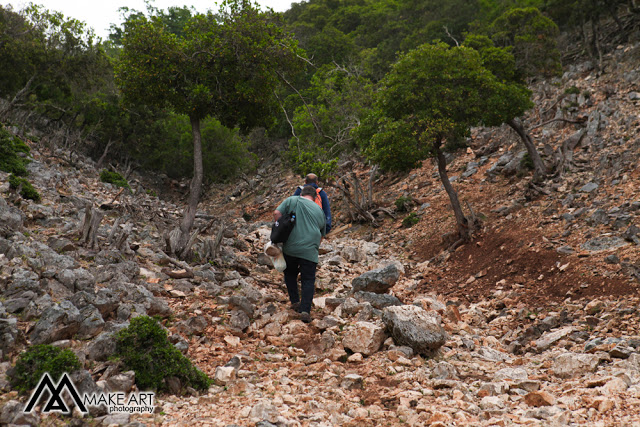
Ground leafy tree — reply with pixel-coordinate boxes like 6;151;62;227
356;42;532;240
489;7;561;78
463;33;546;180
116;0;304;257
132;113;256;182
287;64;373;179
0;4;106;120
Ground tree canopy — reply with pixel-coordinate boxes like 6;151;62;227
355;42;533;237
115;0;305;257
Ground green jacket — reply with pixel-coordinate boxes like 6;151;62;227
276;196;326;263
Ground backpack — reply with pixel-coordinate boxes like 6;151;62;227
299;185;323;209
271;198;300;244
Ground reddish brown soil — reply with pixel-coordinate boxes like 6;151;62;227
412;222;637;308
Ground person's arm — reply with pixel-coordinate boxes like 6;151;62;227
274;198;290;221
293;186;302;196
320;190;332;233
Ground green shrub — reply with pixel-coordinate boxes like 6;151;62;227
9;174;41;202
402;212;419;228
394;196;413;212
0;127;31;176
100;169;130;189
287;149;338;182
128;114;256;183
9;344;81;394
564;86;580;95
520;152;534;170
115;316;212;392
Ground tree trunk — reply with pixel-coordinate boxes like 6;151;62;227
607;3;625;35
434;141;469;240
1;74;36;119
507;118;547;182
168;116;204;258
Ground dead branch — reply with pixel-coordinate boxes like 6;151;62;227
161;267;194;279
332;179;378;225
79;207;104;249
443;26;459;46
109;187;125;205
107;217;122;244
96;139;115;169
551;128;586;178
370;207;396;219
530;116;587;131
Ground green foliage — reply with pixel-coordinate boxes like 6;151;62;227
0;4;110;125
287;149;338;182
521;152;534;170
0;127;30;176
131;114;256;182
100;169;130;189
115;316;212;392
402;212;419;228
9;174;41;202
394;196;413;212
489;7;561;78
356;42;532;172
463;34;519;82
9;344;81;394
116;0;305;128
564;86;580;95
286;64;373;176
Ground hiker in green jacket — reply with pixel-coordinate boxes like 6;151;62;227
273;185;326;323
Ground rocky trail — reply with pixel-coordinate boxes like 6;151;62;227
1;44;640;427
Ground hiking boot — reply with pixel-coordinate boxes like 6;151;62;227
290;302;300;312
299;311;312;323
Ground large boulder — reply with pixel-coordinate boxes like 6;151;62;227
0;315;20;358
29;300;82;344
27;242;77;272
76;305;105;340
351;264;400;294
382;305;447;354
56;268;96;293
5;268;41;298
552;353;600;378
342;321;386;356
0;197;23;234
354;291;403;309
0;400;39;426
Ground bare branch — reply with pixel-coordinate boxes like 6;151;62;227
443;26;459;47
530;117;587;130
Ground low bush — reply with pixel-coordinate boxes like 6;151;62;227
520;152;534;170
402;212;419;228
9;174;41;202
0;127;31;176
115;316;212;392
100;169;130;189
564;86;580;95
394;196;413;212
9;344;81;394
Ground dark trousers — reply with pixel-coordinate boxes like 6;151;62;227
283;253;317;313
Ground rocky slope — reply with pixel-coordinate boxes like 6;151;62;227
1;42;640;427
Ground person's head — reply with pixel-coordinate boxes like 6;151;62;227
300;185;316;199
304;173;318;185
